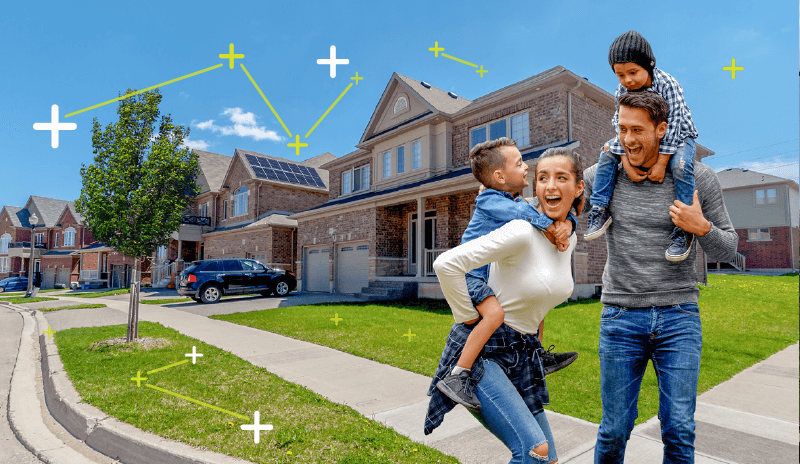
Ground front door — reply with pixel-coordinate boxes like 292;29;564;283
409;211;437;275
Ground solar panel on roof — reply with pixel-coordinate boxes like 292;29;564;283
267;158;280;169
289;164;302;174
264;169;278;180
298;165;311;175
252;167;265;178
275;170;289;182
244;153;324;188
245;154;259;166
285;172;299;183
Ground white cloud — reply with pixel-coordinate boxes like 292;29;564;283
183;138;210;150
192;108;283;142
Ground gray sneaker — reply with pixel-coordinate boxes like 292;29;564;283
665;227;695;262
585;206;612;241
436;370;481;411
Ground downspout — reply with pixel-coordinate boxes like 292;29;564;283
567;79;582;142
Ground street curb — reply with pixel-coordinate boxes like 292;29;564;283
34;310;252;464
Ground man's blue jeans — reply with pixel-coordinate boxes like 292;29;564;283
594;303;702;464
590;138;697;209
470;360;557;463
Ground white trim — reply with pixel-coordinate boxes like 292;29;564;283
469;109;532;149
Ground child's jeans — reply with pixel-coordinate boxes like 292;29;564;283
590;138;696;209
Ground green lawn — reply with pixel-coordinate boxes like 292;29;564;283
0;296;59;304
213;275;799;424
70;288;130;298
140;298;192;305
40;303;106;311
1;288;67;296
55;322;457;463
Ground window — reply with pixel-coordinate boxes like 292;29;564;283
755;188;777;206
234;186;249;216
470;111;531;148
64;228;75;246
223;200;228;219
748;228;771;240
157;245;167;262
54;233;59;248
0;234;10;254
200;202;208;217
393;97;408;114
102;254;107;273
383;151;391;179
412;140;421;169
0;257;8;272
397;146;405;174
341;165;370;196
35;233;43;246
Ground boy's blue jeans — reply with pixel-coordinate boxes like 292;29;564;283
590;138;696;209
469;360;557;463
594;303;702;464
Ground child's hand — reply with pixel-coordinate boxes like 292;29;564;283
478;184;486;194
620;155;647;182
647;162;667;183
552;220;572;252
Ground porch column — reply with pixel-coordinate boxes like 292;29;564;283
97;251;101;279
79;252;84;281
416;197;425;278
176;239;183;273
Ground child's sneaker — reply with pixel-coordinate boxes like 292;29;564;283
665;227;695;262
542;345;579;376
585;206;612;241
436;369;481;410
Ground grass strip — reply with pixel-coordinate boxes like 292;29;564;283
1;288;66;296
140;298;192;305
213;274;798;425
40;303;106;311
0;296;58;303
69;288;130;298
56;322;457;463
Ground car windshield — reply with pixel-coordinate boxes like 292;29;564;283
241;260;265;271
184;264;199;274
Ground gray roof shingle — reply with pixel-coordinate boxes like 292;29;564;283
194;150;233;193
27;196;79;228
395;74;473;114
717;168;798;190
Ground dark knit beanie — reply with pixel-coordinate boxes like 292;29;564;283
608;30;656;76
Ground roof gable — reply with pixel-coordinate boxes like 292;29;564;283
24;196;78;228
193;149;232;194
717;168;799;190
1;206;28;228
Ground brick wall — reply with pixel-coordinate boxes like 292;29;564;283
733;226;795;269
204;229;274;260
271;227;295;271
327;159;371;199
257;183;329;214
296;208;377;280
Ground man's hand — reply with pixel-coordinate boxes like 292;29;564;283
669;190;711;236
552;220;572;252
647;154;670;183
620;155;647;182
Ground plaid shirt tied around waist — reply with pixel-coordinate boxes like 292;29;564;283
424;322;549;435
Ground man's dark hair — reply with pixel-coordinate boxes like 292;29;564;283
532;147;585;216
469;137;517;187
617;91;669;126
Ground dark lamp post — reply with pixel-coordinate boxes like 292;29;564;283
26;213;38;297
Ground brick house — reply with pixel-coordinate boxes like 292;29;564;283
291;66;713;298
708;168;799;272
151;148;333;286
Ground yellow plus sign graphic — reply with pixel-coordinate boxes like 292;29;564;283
723;58;743;79
350;72;363;85
330;313;343;326
475;65;488;78
219;43;244;69
287;134;308;156
402;329;416;342
428;41;444;57
131;370;147;387
43;326;56;338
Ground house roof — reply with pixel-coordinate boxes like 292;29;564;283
231;148;329;190
302;152;337;168
43;250;74;256
716;168;799;190
203;211;297;236
460;66;568;111
2;206;30;228
296;140;577;215
193;149;232;193
395;74;473;114
25;196;81;228
75;242;115;253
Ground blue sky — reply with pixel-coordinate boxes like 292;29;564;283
2;1;797;209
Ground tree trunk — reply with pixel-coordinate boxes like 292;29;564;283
125;257;141;342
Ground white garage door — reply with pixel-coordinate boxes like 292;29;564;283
337;243;369;294
305;247;330;292
56;268;71;288
42;268;56;289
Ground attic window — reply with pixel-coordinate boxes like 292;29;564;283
393;97;408;114
447;91;458;99
420;81;431;89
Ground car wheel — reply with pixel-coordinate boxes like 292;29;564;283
273;279;291;297
199;284;222;304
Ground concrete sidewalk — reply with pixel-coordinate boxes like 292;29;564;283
38;296;800;463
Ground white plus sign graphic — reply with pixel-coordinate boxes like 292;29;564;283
317;45;349;78
240;411;273;444
185;346;203;364
33;105;77;148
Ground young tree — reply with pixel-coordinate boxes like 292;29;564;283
75;89;199;342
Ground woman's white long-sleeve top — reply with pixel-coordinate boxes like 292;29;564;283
433;219;576;334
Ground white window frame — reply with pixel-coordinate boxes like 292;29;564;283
397;146;405;174
234;186;249;217
342;170;352;195
0;257;8;272
412;140;422;170
223;200;228;219
755;188;777;206
35;233;43;246
0;234;10;254
747;228;771;241
383;151;391;179
54;232;59;248
469;110;531;149
200;202;208;217
64;227;76;247
341;164;370;196
393;96;408;114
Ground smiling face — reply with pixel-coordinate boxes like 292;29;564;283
494;145;529;196
612;62;652;91
618;104;667;169
535;156;584;222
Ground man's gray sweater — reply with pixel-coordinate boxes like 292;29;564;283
583;162;738;308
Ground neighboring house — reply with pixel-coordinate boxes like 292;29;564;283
709;168;799;272
291;66;714;298
151;148;333;287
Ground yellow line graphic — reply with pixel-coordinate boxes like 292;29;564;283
305;83;353;139
65;64;224;118
144;384;248;421
146;359;189;375
441;53;478;68
240;64;293;138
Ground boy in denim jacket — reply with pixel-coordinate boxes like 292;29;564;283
436;137;578;410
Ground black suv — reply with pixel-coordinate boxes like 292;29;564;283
178;258;297;304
